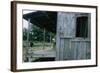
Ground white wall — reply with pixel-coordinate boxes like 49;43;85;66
0;0;99;73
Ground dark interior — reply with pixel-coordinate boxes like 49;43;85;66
76;16;88;38
33;57;55;62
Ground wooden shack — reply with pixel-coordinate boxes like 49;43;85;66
23;11;91;62
56;12;91;60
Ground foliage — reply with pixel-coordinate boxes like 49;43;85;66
23;24;55;42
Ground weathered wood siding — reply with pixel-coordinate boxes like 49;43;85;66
69;39;90;60
56;12;91;60
56;12;76;60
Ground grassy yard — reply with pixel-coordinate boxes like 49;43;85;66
23;42;56;62
32;42;54;50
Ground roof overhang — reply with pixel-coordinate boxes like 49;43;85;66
23;11;57;33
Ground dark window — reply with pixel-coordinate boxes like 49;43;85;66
76;16;88;38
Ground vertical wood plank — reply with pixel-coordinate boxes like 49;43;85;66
63;38;71;60
86;41;91;59
56;12;62;60
59;38;64;60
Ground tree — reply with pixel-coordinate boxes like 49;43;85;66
23;24;55;43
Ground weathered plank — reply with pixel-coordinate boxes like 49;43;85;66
63;38;72;60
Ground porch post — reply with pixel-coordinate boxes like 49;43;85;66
43;28;45;50
27;18;32;62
